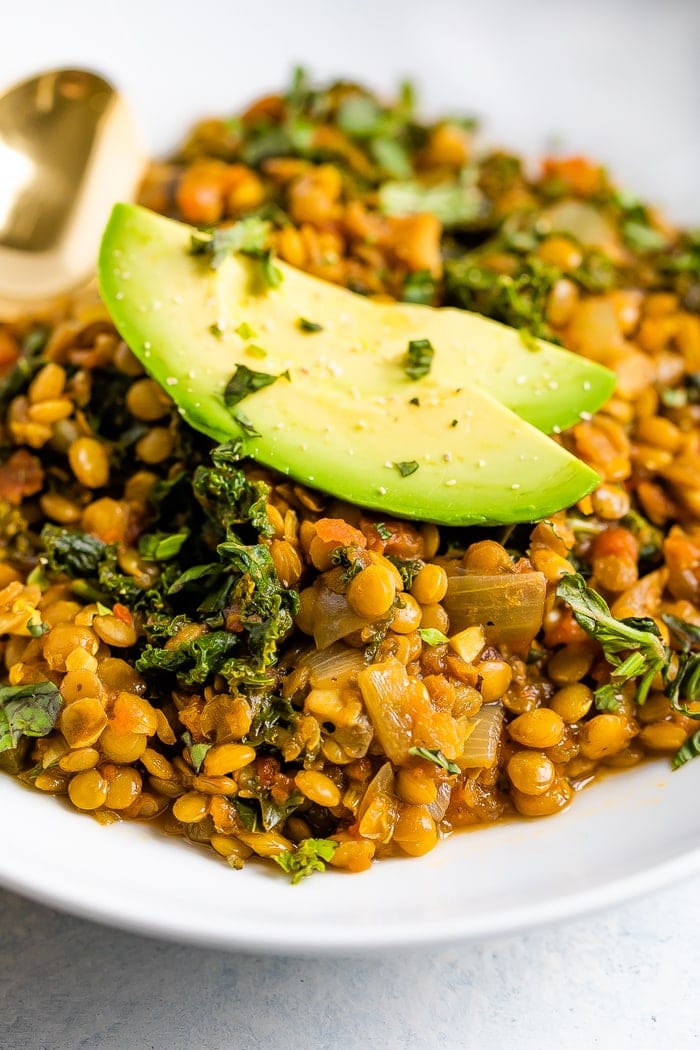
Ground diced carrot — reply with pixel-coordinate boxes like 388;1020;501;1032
542;155;606;196
0;449;43;505
112;603;133;626
591;526;638;562
314;517;367;548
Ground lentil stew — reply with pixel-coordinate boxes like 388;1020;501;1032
2;73;700;883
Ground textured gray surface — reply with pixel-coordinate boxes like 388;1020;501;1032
1;878;698;1050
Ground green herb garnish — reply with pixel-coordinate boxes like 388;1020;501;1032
273;837;338;884
298;318;324;333
556;573;666;710
394;460;419;477
224;365;290;409
0;681;62;755
418;628;449;646
404;338;434;381
408;746;460;774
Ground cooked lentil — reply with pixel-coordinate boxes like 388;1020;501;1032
1;73;700;884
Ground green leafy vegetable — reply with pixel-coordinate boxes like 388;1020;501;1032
273;837;338;884
404;338;434;381
401;270;436;305
138;529;190;562
445;257;560;341
224;365;290;410
673;729;700;770
556;573;667;709
136;630;239;685
408;746;460;774
387;557;424;590
379;175;483;227
374;522;392;541
190;217;270;268
0;681;62;755
41;525;106;578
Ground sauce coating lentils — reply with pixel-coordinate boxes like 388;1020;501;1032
1;73;700;883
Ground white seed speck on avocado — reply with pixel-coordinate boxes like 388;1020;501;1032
171;294;182;304
445;479;457;487
583;381;591;391
548;380;559;390
114;292;124;300
511;483;521;490
144;341;151;350
153;300;162;310
477;459;486;468
356;420;367;429
579;411;592;420
121;271;131;279
384;461;393;468
552;425;561;434
515;375;527;385
165;377;178;386
378;486;387;495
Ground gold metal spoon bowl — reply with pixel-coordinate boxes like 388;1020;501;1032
0;67;143;318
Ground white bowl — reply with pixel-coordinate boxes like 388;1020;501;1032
1;0;699;951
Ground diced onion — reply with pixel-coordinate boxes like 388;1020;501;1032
443;570;546;652
542;200;620;256
460;704;504;769
313;585;370;649
426;780;451;821
300;643;366;686
357;659;414;765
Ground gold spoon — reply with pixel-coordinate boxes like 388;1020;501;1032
0;68;144;319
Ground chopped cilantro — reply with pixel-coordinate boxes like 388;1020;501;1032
182;732;212;773
408;746;460;774
235;322;257;340
418;628;449;646
273;837;338;884
557;573;667;709
298;318;324;333
224;365;290;409
401;270;436;305
190;217;270;269
394;460;419;477
209;323;224;338
375;522;392;541
379;175;483;228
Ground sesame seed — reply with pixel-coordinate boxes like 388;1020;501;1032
445;479;457;487
378;486;387;495
511;483;521;490
165;377;178;386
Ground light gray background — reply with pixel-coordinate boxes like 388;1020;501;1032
1;1;699;1047
2;878;699;1049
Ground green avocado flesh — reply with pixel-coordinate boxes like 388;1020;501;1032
98;203;612;525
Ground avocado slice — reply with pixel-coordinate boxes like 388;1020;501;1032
98;203;606;525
